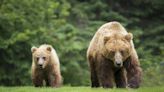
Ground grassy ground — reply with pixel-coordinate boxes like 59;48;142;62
0;86;164;92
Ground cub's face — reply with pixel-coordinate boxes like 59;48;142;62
104;33;133;67
31;46;52;69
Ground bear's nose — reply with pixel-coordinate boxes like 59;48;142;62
116;63;121;66
39;64;43;67
115;62;122;67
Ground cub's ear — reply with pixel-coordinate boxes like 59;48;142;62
31;46;37;53
46;45;52;52
104;36;110;44
125;33;133;41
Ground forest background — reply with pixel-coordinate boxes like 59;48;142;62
0;0;163;87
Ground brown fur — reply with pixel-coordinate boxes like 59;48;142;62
87;21;142;88
31;44;62;87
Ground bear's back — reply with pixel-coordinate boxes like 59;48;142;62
96;21;127;37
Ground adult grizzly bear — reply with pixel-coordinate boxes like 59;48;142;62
87;21;142;88
31;44;62;87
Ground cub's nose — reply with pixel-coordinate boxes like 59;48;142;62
38;64;43;68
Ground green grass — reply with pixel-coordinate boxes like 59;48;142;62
0;86;164;92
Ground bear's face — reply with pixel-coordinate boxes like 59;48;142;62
31;46;52;69
104;33;133;67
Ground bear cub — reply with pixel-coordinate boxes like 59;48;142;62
31;44;62;87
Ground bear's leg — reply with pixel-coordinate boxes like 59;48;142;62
126;66;142;88
49;67;62;87
90;63;100;87
32;77;43;87
47;76;54;87
54;73;62;87
99;69;114;88
98;58;114;88
115;68;127;88
88;56;100;87
124;56;142;88
45;78;50;86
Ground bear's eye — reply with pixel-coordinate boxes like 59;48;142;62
36;57;39;61
110;51;115;57
120;50;128;56
120;50;124;55
42;57;46;60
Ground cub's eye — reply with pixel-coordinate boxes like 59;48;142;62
111;51;115;54
36;57;39;61
42;57;46;60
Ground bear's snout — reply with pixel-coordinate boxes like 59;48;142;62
114;61;123;67
38;58;44;66
38;64;42;67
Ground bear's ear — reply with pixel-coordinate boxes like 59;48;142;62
104;36;110;44
31;46;37;53
125;33;133;41
46;46;52;52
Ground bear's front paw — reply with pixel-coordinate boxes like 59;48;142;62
128;83;139;88
102;83;114;88
91;83;100;88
